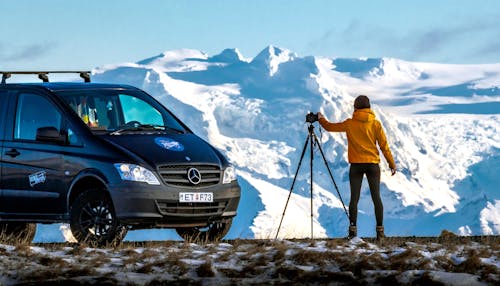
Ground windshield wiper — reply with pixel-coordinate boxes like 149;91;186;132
110;124;184;135
135;124;185;134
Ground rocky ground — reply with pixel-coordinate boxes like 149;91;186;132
0;233;498;285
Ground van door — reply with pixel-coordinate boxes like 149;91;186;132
1;91;69;217
0;90;9;213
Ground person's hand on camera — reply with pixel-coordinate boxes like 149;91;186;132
317;112;324;121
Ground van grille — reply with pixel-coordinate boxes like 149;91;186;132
156;201;227;216
157;164;221;187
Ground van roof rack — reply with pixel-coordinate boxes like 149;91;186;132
1;71;91;84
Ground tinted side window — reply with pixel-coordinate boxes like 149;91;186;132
15;93;62;140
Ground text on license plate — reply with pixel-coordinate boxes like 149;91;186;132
179;192;213;203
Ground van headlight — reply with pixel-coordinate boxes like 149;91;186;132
222;165;237;184
114;163;160;185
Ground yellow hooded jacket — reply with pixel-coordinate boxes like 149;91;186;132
319;108;396;169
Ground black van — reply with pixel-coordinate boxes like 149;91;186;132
0;72;240;246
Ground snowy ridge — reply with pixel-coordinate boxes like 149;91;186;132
34;46;499;242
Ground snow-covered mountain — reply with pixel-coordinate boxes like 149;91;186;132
35;46;500;242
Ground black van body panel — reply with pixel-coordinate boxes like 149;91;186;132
0;82;240;230
100;133;223;168
108;180;241;228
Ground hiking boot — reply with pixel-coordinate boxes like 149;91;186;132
348;225;357;239
376;226;385;242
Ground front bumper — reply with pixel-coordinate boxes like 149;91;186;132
108;181;241;229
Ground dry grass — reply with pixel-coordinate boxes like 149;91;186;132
196;260;215;277
0;235;497;285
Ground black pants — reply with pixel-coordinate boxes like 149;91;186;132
349;163;383;227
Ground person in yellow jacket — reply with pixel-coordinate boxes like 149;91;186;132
318;95;396;240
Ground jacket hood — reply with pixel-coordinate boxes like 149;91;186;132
99;133;223;167
352;108;376;122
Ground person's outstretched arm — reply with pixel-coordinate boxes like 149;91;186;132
318;112;348;132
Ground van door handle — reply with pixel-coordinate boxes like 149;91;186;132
5;149;21;157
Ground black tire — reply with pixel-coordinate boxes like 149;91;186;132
0;222;36;245
176;219;232;243
70;190;127;247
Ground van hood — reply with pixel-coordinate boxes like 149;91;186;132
100;134;223;167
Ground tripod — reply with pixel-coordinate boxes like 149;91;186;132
275;123;349;239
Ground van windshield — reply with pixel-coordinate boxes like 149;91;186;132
56;90;186;134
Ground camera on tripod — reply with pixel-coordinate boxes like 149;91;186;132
306;112;319;123
276;112;350;239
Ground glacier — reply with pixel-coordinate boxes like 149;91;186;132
34;46;499;241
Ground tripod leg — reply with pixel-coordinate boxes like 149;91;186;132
312;132;350;220
309;132;314;239
275;133;310;239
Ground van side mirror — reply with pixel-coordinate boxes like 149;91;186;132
36;126;68;145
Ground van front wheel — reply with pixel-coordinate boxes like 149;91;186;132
70;190;127;247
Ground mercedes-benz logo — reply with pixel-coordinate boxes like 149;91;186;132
187;167;202;185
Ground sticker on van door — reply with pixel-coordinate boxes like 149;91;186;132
155;137;184;152
29;171;46;187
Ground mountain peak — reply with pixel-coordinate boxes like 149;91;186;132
208;48;248;63
252;45;296;61
137;49;208;66
251;45;297;76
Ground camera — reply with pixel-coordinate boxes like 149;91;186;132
305;112;319;123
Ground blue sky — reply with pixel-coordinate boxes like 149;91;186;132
1;0;500;70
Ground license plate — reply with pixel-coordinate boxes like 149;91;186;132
179;192;213;203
